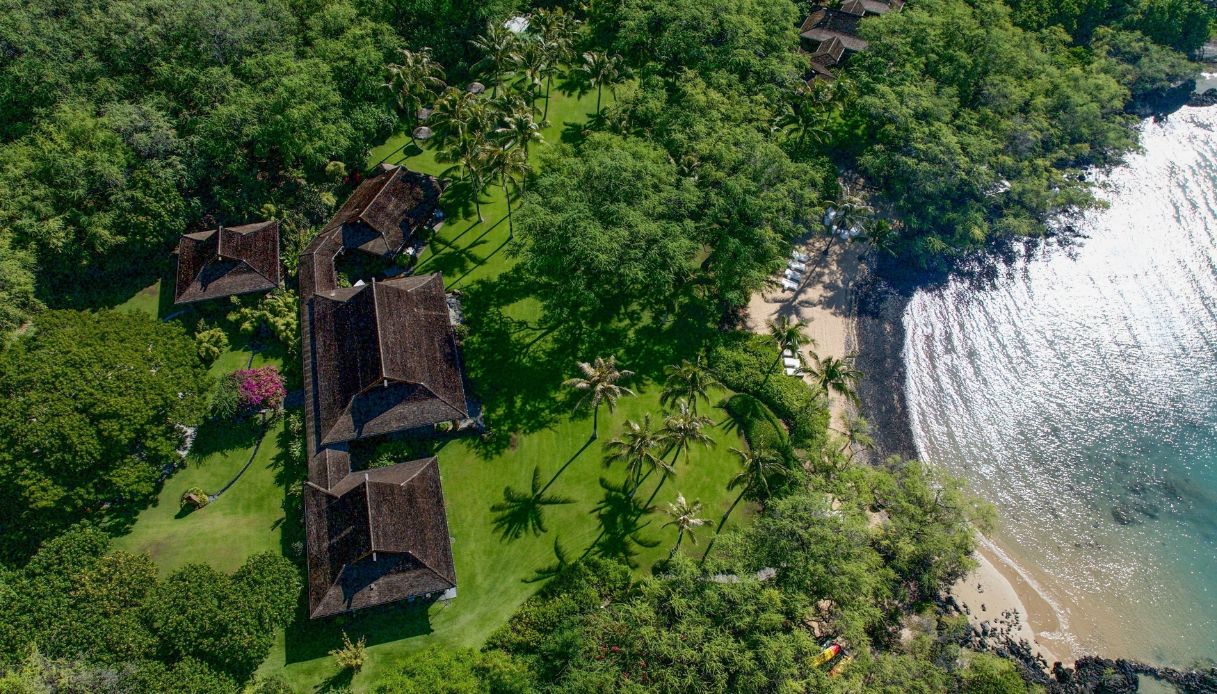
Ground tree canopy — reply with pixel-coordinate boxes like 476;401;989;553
0;310;210;558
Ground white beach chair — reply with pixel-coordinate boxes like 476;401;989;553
784;367;803;376
791;250;810;262
788;260;807;272
783;357;801;369
781;279;799;292
783;268;802;282
781;349;795;358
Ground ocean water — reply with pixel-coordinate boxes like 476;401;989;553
904;105;1217;666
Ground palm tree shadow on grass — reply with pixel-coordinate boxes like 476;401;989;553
583;477;659;568
491;466;575;541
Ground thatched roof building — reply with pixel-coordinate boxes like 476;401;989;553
173;221;280;304
307;275;469;447
303;457;457;619
322;164;444;258
297;163;462;619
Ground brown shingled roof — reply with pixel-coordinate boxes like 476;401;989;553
323;165;445;258
303;457;457;619
800;6;869;52
173;221;280;304
307;274;468;446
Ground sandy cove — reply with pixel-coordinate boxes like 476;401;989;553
745;237;862;429
747;238;1074;669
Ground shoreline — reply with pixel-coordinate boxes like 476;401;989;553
745;238;863;428
851;261;1081;669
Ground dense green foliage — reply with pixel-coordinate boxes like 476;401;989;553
0;529;299;689
0;310;210;558
709;333;830;450
515;134;700;322
1008;0;1213;52
838;0;1201;261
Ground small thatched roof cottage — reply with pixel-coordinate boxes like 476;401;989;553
173;221;280;304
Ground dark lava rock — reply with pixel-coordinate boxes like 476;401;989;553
1190;88;1217;108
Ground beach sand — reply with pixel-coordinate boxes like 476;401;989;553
745;238;863;428
951;539;1073;667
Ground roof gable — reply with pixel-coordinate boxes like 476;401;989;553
322;165;445;258
174;221;280;304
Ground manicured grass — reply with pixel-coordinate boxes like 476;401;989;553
113;416;289;574
259;80;754;691
112;77;753;692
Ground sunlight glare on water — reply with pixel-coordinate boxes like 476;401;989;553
904;106;1217;666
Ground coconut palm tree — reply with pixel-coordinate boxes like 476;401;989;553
661;399;715;467
663;494;706;559
580;50;619;115
509;40;548;116
430;86;483;142
386;47;447;143
489;142;531;240
491;466;575;540
602;413;668;490
829;193;872;239
439;131;493;223
810;353;864;403
774;98;829;152
838;412;874;461
766;315;813;381
659;357;720;414
470;23;517;98
563;356;635;440
700;447;786;563
494;106;544;155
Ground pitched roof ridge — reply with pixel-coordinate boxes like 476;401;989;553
351;166;401;238
370;280;389;382
402;550;457;587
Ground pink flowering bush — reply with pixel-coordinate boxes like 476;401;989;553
233;366;286;411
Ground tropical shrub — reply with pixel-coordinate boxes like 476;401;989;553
195;327;230;364
233;367;286;411
181;487;209;509
330;632;367;672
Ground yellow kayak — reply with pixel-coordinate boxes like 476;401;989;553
812;643;841;667
829;654;854;677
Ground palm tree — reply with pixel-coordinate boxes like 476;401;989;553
509;40;548;116
580;51;619;115
659;357;720;414
661;400;715;467
774;98;829;152
385;48;446;142
838;412;874;461
489;142;530;240
700;447;786;563
491;466;575;540
810;353;864;403
531;8;577;119
766;315;812;381
563;356;635;440
663;494;706;559
494;106;544;155
439;131;492;223
430;86;483;142
470;23;516;98
602;414;668;489
829;193;872;240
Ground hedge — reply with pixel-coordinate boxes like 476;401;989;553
721;393;791;458
708;332;829;451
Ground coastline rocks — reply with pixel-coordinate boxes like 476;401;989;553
1189;88;1217;108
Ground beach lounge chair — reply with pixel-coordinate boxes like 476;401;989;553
781;279;799;292
782;349;795;358
783;357;801;368
784;367;804;376
792;250;809;262
788;261;807;272
783;268;802;281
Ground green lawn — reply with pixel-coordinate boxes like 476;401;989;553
112;77;755;692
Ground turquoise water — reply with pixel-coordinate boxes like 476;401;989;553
904;106;1217;666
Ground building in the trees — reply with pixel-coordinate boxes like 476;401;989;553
299;163;466;618
800;0;902;82
172;221;280;304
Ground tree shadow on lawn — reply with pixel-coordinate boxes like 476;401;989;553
283;598;436;666
186;416;264;465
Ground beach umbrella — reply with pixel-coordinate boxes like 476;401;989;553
413;126;433;141
467;82;486;95
417;107;433;122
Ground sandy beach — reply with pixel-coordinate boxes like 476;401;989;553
950;538;1074;667
745;238;863;429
